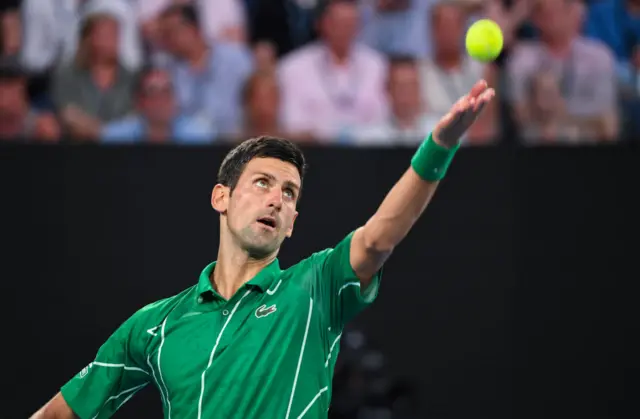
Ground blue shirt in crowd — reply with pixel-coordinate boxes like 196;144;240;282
584;0;640;62
101;114;216;144
166;42;254;137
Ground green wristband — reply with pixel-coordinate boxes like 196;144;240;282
411;132;460;181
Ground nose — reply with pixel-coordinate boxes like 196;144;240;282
267;188;283;210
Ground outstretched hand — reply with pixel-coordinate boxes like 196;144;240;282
433;80;495;148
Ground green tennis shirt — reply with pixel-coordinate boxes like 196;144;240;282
61;231;382;419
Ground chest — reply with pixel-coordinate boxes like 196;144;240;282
146;287;328;395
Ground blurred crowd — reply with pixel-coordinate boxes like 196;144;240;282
0;0;638;146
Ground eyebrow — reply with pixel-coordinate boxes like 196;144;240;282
254;172;300;192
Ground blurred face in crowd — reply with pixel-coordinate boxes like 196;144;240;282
0;76;28;138
161;13;197;57
137;70;176;124
253;41;277;73
215;157;300;259
533;0;573;43
86;16;120;62
245;74;280;131
388;61;421;120
431;4;465;57
320;2;359;57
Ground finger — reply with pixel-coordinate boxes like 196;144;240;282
472;88;495;112
468;79;488;99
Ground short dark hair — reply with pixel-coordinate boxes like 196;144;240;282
161;4;200;29
133;65;171;95
217;136;307;194
316;0;357;20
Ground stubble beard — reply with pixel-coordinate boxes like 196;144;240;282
236;224;281;260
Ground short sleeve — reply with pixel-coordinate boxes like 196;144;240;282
311;231;382;329
60;313;150;419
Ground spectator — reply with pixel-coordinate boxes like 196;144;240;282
419;1;498;143
137;0;248;49
253;40;278;74
241;71;283;139
1;7;20;57
278;0;388;142
20;0;142;74
52;13;136;140
0;58;59;141
348;56;439;146
419;2;484;117
160;4;253;137
359;0;433;59
102;67;215;144
507;0;619;143
583;0;640;71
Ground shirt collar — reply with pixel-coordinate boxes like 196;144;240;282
196;259;281;298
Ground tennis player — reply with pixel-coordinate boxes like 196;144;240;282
31;80;494;419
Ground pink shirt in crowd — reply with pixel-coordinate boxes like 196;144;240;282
278;42;389;142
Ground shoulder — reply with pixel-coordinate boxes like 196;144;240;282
508;41;542;72
128;287;196;330
353;43;386;69
101;115;143;143
174;114;216;144
575;37;615;69
279;43;322;73
214;42;253;67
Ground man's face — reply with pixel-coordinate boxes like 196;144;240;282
161;14;194;56
89;17;119;60
247;77;279;128
533;0;571;41
432;4;465;56
215;158;301;258
320;3;359;56
137;71;176;123
388;63;421;117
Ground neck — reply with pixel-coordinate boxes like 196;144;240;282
213;232;277;299
146;121;171;143
186;42;209;69
434;51;461;71
327;46;351;66
393;111;420;129
248;117;279;136
543;37;573;57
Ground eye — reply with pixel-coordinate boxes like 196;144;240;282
255;179;268;189
283;188;295;200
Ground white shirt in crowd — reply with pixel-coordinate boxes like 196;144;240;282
419;57;484;118
20;0;142;72
278;42;389;142
136;0;246;44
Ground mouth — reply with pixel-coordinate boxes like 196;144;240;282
256;216;277;231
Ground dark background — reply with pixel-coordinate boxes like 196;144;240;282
1;144;638;418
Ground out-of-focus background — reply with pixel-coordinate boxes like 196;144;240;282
0;1;639;418
0;0;638;144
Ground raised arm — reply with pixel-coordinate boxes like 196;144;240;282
350;80;495;285
30;393;77;419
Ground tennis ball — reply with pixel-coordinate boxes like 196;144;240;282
465;19;504;63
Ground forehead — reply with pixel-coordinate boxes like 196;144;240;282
241;158;301;186
325;3;358;19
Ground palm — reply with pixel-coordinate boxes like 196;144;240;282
434;80;495;148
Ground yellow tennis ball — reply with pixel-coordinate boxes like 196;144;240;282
465;19;504;63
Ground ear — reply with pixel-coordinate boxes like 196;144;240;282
285;211;298;238
211;184;229;214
